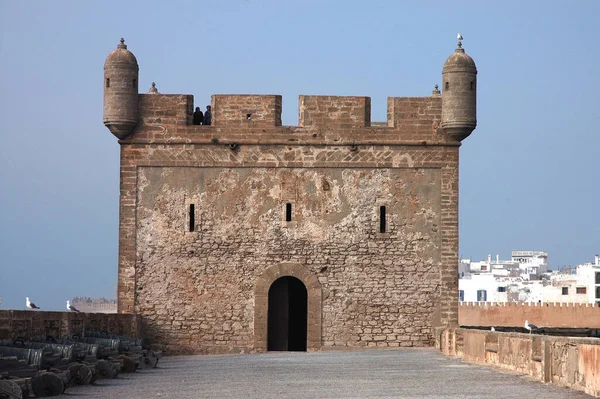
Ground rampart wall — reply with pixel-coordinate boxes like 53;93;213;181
437;327;600;397
459;302;600;329
0;310;140;340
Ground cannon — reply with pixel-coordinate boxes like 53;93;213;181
44;337;119;379
84;331;161;369
0;347;66;397
0;340;96;387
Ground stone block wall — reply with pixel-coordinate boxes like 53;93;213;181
459;302;600;328
0;310;140;340
212;95;282;128
138;94;193;128
116;94;461;354
437;328;600;397
299;96;371;128
387;96;442;132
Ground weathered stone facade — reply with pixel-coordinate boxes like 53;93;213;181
104;39;477;354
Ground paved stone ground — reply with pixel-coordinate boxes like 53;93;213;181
67;349;591;398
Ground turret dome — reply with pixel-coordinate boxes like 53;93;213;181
442;43;476;73
104;38;138;67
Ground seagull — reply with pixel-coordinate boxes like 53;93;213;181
457;33;463;41
524;320;538;334
491;327;495;332
66;300;80;313
26;297;40;310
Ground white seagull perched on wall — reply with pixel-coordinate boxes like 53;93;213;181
66;300;80;313
26;297;40;310
524;320;538;334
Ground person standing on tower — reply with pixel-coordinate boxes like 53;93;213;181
193;107;204;125
203;105;212;126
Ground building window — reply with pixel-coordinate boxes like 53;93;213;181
106;78;110;88
562;287;568;295
497;286;506;293
596;272;600;285
596;287;600;299
476;290;487;302
285;203;292;222
481;265;487;271
188;204;195;232
459;290;464;302
379;206;386;233
576;287;587;295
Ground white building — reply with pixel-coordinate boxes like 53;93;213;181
459;253;600;304
511;250;549;276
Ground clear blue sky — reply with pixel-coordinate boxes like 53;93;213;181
1;1;598;311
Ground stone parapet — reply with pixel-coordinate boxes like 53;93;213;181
436;327;600;397
0;310;140;340
129;94;451;143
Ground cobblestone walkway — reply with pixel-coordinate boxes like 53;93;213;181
67;348;591;398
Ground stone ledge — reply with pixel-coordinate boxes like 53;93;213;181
436;327;600;397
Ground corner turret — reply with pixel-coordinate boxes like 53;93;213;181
441;37;477;141
103;38;139;139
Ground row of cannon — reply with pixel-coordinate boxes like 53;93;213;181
0;332;160;398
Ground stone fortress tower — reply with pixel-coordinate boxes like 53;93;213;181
103;38;477;354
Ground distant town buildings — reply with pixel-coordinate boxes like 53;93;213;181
71;297;117;313
459;252;600;304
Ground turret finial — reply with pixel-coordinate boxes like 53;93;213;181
118;38;127;50
148;82;159;94
431;84;441;96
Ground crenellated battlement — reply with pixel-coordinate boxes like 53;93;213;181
460;301;599;308
132;92;445;142
104;37;476;144
459;301;600;329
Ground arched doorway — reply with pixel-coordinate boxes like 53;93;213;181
268;276;307;351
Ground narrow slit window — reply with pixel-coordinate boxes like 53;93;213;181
133;78;137;88
379;206;386;233
189;204;195;232
445;81;449;91
470;81;474;91
106;78;110;88
285;203;292;222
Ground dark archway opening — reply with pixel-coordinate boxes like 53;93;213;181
267;276;307;351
